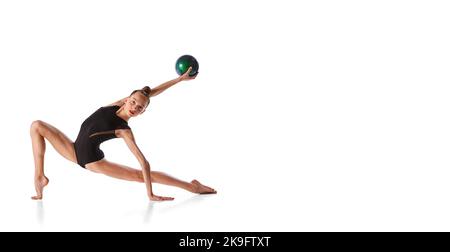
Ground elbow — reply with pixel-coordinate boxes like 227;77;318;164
142;160;150;169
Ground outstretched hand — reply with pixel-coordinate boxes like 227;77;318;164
149;194;174;201
179;67;197;81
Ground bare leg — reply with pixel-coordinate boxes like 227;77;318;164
30;126;49;200
86;159;216;194
30;120;77;200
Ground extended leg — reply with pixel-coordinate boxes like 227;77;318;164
86;159;216;194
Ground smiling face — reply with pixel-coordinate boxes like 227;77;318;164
125;92;149;117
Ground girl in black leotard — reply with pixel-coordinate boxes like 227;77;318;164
30;67;216;201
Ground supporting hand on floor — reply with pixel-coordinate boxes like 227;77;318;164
149;193;174;201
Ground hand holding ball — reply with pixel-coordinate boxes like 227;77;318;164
175;55;199;77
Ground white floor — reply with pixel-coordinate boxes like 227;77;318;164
3;165;296;232
3;151;450;232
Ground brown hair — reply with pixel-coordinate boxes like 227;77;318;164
130;86;151;106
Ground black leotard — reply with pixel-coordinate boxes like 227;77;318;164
73;105;130;168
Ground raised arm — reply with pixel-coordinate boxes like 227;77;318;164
150;67;196;97
117;129;174;201
106;67;196;106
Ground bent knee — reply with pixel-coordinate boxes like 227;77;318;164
30;120;45;134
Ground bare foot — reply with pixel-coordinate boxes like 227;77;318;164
191;179;217;194
31;176;49;200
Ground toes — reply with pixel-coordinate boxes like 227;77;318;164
191;180;216;194
203;185;216;193
199;187;217;194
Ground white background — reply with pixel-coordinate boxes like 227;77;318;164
0;0;449;231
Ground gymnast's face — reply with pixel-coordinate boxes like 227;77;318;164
125;93;149;117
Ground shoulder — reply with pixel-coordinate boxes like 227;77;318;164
94;105;119;114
